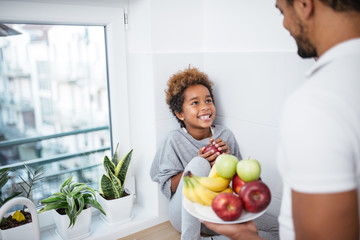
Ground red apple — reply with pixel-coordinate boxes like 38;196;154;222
211;193;243;221
232;174;247;194
239;180;271;213
203;144;223;156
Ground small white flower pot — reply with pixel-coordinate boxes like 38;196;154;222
1;220;36;240
53;207;92;240
0;197;40;240
97;189;134;226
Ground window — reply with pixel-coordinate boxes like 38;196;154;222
0;1;130;214
0;23;110;207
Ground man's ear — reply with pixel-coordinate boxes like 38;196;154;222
295;0;314;19
175;112;184;121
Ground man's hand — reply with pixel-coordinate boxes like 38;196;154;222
202;220;263;240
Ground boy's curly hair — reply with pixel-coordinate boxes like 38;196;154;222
165;66;215;125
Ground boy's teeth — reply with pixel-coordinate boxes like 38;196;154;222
199;115;210;120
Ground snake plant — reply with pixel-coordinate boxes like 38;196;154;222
39;176;105;228
99;144;133;199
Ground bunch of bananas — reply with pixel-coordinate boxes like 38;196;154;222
182;168;232;206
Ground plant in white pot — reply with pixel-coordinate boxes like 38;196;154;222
39;176;105;240
98;144;134;225
0;165;42;240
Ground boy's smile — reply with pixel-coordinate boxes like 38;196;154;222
198;114;212;121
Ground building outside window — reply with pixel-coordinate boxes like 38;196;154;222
0;23;111;208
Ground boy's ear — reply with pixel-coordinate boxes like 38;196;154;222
175;112;184;121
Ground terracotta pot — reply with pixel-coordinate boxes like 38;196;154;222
97;189;134;226
0;197;40;240
53;207;92;240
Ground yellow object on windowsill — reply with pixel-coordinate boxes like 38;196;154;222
12;210;25;222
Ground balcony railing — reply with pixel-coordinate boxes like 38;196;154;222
0;126;109;148
0;125;111;207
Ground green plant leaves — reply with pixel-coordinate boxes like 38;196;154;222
103;156;115;176
0;167;22;207
100;174;121;198
100;145;133;199
39;176;105;228
19;164;44;210
115;149;133;185
111;143;120;166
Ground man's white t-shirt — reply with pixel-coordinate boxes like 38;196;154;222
277;38;360;239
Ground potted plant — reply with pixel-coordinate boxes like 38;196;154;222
0;165;43;240
39;176;105;240
98;143;134;225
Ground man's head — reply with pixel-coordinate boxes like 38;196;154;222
285;0;360;11
276;0;360;58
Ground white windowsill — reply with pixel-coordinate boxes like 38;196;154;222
39;204;168;240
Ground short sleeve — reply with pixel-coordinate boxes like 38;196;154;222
279;91;357;193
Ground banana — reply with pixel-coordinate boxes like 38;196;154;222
221;187;233;194
208;165;221;178
192;174;230;192
184;171;235;206
183;177;197;203
185;177;207;205
189;177;219;206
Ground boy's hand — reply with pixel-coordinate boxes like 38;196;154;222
198;146;219;166
198;138;230;166
211;138;230;154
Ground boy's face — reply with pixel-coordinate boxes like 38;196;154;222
176;84;216;133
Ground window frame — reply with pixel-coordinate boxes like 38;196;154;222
0;0;131;232
0;0;131;156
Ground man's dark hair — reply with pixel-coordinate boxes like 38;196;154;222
286;0;360;11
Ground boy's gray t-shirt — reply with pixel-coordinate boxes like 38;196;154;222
150;125;242;199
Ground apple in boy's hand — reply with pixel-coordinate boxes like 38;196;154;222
212;193;243;221
232;174;247;194
214;154;238;179
236;158;261;182
203;144;223;156
239;180;271;213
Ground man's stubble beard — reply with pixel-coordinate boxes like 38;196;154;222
294;17;318;58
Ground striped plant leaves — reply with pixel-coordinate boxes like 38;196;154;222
100;145;133;199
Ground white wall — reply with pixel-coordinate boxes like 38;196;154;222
127;0;314;223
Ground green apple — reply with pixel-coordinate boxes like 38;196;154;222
236;158;261;182
214;154;239;179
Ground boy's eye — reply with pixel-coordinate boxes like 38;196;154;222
191;101;199;105
206;99;213;103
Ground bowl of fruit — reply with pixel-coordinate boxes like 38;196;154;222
182;154;271;223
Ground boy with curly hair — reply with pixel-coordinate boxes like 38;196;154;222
150;66;278;240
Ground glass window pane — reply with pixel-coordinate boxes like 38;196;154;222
0;23;110;208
